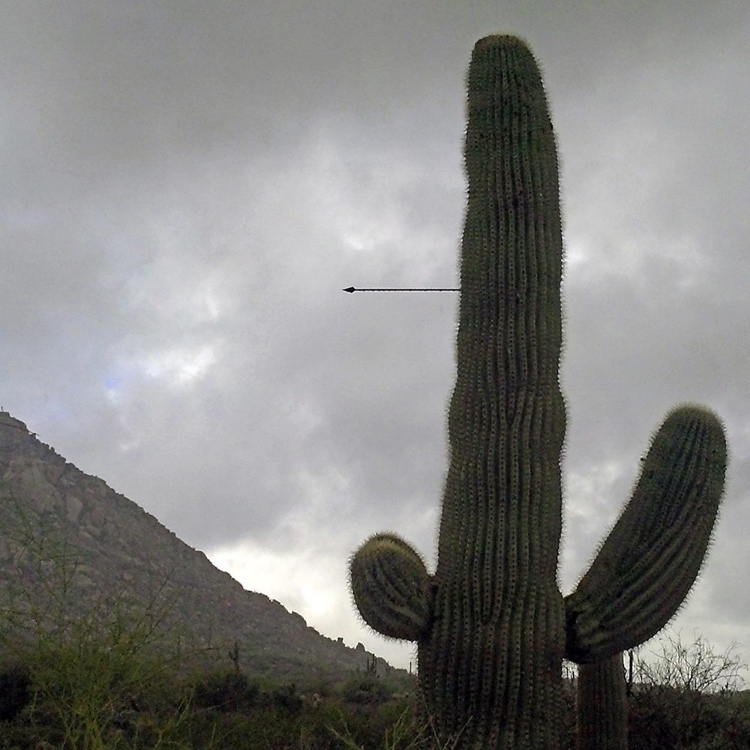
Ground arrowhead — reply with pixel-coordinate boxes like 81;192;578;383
343;286;356;293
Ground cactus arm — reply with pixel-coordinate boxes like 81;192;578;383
349;533;432;641
565;405;727;663
576;654;629;750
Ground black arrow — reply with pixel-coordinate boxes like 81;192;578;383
343;286;459;293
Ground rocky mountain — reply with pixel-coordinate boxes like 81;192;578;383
0;410;405;687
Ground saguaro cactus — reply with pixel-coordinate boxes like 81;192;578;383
349;35;726;749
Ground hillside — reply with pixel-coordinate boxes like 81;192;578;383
0;410;405;688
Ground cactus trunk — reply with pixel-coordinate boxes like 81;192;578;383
576;655;629;750
417;35;566;746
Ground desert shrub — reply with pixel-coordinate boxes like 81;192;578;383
627;630;750;750
192;669;261;713
0;492;197;748
341;671;391;706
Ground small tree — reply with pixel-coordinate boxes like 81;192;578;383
629;629;750;750
635;630;745;694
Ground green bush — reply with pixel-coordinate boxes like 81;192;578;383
192;670;261;713
341;672;391;706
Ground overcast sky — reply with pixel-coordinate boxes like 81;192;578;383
2;1;749;672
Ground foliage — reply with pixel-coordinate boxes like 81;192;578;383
0;482;195;748
341;670;391;706
627;630;750;749
6;584;750;750
0;662;31;722
633;630;746;694
192;670;261;713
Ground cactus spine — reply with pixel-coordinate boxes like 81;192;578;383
349;35;726;749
